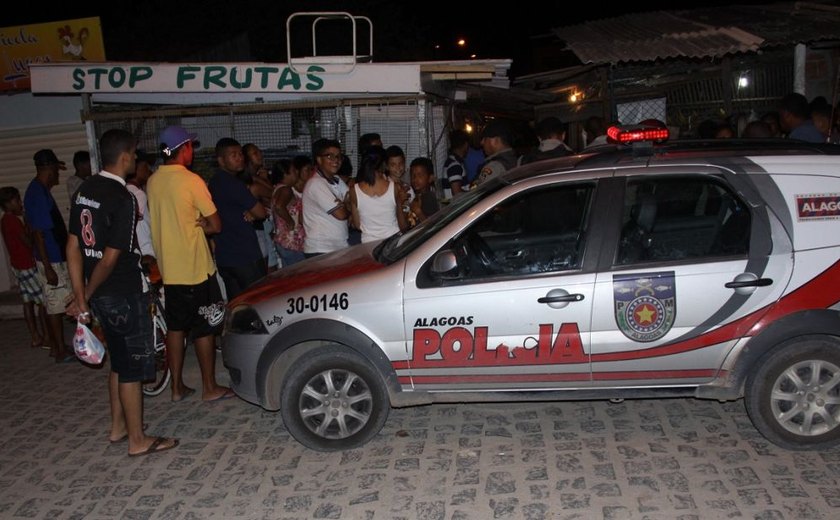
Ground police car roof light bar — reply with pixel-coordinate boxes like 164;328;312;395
608;125;670;144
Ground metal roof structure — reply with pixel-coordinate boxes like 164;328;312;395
552;1;840;65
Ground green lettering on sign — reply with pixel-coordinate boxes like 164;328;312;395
87;68;108;89
177;66;200;88
229;67;252;89
108;67;126;88
72;68;85;90
305;65;325;91
129;67;153;88
65;63;328;92
254;66;279;89
277;67;301;90
203;66;226;88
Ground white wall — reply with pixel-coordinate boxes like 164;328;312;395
0;92;86;292
0;92;83;129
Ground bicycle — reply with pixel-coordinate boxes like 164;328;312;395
142;268;170;397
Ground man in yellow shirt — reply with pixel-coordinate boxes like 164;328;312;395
147;126;233;402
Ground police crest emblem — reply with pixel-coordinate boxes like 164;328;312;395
613;272;676;342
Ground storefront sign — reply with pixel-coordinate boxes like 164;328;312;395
0;17;105;91
30;62;422;94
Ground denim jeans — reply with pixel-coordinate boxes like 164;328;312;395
90;291;154;383
276;244;306;268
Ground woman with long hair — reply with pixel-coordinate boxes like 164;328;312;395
348;146;409;243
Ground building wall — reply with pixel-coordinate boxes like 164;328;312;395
0;93;88;292
805;48;838;102
0;92;84;129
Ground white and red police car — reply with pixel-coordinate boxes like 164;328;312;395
223;126;840;451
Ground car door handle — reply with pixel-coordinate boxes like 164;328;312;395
725;278;773;289
538;293;585;304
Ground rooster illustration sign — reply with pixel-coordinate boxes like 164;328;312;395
0;16;105;91
58;24;90;60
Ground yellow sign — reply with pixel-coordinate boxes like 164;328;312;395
0;17;105;92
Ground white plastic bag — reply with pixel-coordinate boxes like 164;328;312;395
74;321;106;365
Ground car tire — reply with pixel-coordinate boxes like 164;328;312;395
745;336;840;450
280;346;390;451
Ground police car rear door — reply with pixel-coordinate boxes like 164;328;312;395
588;166;793;388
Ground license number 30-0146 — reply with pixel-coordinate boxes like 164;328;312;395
286;293;349;314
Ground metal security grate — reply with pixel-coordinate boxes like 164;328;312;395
86;96;448;181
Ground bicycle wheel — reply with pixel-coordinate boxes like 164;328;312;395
142;320;170;397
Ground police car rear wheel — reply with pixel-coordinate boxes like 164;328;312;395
280;347;390;451
745;337;840;450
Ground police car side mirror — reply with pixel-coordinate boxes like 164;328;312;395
431;250;460;279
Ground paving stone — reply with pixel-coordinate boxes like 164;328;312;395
525;466;547;480
414;500;445;520
485;472;516;494
489;497;518;518
450;488;476;506
349;492;378;505
560;492;590;509
454;468;480;485
312;502;342;518
522;502;550;520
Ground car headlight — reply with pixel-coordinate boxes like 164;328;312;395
226;305;268;334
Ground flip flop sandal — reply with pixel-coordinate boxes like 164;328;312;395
128;437;179;457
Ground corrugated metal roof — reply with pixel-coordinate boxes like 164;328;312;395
552;2;840;65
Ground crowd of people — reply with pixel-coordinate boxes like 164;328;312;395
693;93;839;143
0;125;472;456
1;90;837;457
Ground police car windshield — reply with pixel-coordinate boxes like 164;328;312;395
376;176;509;263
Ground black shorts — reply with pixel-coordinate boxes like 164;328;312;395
90;292;154;383
164;274;225;338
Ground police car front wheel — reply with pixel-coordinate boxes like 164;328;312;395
745;336;840;450
280;346;390;452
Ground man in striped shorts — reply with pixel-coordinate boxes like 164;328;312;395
0;186;47;351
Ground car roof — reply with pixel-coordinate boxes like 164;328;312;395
507;139;840;183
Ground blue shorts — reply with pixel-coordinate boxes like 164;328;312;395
90;292;155;383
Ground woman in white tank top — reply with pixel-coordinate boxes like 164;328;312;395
349;146;409;243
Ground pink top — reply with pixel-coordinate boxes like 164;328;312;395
273;184;305;251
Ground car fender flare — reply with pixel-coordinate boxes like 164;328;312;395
254;318;401;410
699;308;840;400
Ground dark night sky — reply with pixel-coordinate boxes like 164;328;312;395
3;0;776;77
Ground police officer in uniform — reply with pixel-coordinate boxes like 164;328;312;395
475;120;518;186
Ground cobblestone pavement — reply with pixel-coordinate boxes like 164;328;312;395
1;318;840;520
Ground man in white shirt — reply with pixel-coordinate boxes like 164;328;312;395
302;138;350;257
126;150;155;260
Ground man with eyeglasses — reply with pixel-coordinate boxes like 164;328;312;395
302;138;350;257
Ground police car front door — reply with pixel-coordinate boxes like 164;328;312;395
401;182;599;392
588;173;793;387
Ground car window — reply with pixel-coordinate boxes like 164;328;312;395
616;176;750;265
376;176;508;264
444;183;594;280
